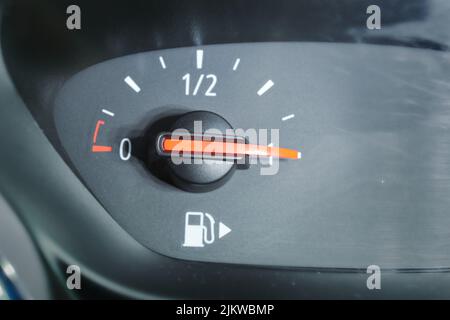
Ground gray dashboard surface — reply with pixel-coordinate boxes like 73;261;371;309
55;43;450;269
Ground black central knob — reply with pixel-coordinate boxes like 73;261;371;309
165;111;236;192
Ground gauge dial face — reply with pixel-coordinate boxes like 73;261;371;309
54;43;450;268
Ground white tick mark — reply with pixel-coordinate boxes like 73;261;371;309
257;80;274;96
196;49;203;69
101;109;115;117
124;76;141;93
282;114;295;121
159;56;166;69
232;58;240;71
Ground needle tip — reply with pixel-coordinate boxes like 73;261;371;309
297;152;302;159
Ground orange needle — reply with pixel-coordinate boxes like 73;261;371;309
162;138;301;160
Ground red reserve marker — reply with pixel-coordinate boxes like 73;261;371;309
91;120;112;152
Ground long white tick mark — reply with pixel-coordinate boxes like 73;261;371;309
124;76;141;93
196;49;203;69
257;80;274;96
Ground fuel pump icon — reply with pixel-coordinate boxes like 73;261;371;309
183;212;215;247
